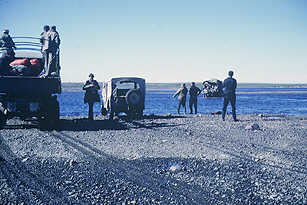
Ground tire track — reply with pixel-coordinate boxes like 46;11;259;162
48;130;218;204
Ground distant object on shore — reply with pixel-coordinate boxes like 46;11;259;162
202;79;223;97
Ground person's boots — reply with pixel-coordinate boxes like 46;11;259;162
233;112;238;122
222;111;225;121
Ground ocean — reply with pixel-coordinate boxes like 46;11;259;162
58;83;307;117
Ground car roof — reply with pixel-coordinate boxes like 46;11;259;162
109;77;145;83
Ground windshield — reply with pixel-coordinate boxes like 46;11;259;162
115;81;140;89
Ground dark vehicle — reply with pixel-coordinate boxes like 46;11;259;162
101;77;145;120
0;37;61;129
202;79;223;97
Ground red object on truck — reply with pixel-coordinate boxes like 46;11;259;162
30;58;40;67
9;58;30;66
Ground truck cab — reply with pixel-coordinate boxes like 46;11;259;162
0;36;61;129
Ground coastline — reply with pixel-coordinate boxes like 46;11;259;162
0;114;306;204
61;82;307;92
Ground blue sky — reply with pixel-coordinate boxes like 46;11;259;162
1;0;307;83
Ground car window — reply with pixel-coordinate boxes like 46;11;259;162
116;81;139;89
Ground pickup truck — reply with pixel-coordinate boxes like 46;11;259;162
0;37;61;129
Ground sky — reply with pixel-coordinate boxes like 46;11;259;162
1;0;307;83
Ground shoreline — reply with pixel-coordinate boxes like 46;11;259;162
61;82;307;92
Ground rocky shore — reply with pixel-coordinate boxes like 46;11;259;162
0;114;306;204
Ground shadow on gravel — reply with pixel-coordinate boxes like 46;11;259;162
0;133;72;204
2;124;38;130
117;114;186;129
59;118;129;131
1;129;306;204
2;115;184;131
141;114;186;120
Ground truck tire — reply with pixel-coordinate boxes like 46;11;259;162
39;97;59;130
0;113;6;129
125;89;141;107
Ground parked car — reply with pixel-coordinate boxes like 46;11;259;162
202;79;223;97
101;77;145;120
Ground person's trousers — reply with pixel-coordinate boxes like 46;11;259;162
189;97;198;114
222;94;236;120
0;56;9;75
177;98;186;114
88;102;94;120
44;51;56;76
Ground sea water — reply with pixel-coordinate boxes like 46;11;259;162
58;87;307;117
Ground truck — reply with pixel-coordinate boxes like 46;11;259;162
0;37;61;129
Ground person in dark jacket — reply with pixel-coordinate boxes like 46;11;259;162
83;73;100;120
0;29;16;57
47;26;60;75
0;29;16;75
173;83;188;114
222;70;238;121
189;82;201;114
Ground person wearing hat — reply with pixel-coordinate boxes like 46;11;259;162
189;82;201;114
0;29;16;75
0;29;16;56
82;73;100;120
173;83;188;114
222;70;238;121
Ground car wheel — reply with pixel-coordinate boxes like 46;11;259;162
125;89;141;107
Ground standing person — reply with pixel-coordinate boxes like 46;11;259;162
0;29;16;75
83;73;100;120
0;29;16;58
40;25;50;74
47;25;61;76
222;70;238;121
173;83;188;114
189;82;201;114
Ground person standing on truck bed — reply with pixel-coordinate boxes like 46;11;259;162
83;73;100;120
40;25;50;74
48;26;60;76
0;29;16;75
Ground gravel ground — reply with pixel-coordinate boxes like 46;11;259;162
0;114;306;204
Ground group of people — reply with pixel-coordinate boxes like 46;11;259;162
173;82;201;115
173;70;238;121
82;70;238;122
40;25;61;77
0;25;61;77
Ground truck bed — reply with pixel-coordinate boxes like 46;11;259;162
0;76;61;96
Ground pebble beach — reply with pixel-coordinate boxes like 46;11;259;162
0;114;306;204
